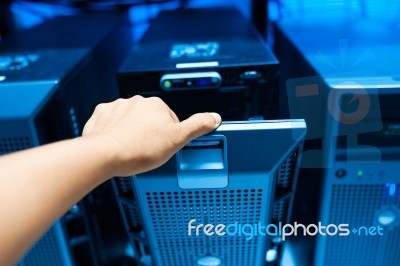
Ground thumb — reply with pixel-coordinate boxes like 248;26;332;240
176;112;221;144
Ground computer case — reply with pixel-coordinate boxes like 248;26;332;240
113;120;306;266
317;77;400;266
117;8;280;121
0;48;126;266
275;20;400;265
0;11;133;101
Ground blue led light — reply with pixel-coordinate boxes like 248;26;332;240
196;79;211;87
386;183;397;197
389;184;396;196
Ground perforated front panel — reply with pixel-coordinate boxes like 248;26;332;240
20;228;67;266
323;184;400;266
272;150;297;224
114;177;142;232
276;150;297;189
0;137;32;155
122;202;142;232
114;145;301;266
115;176;135;200
146;188;264;266
112;129;304;266
272;198;290;224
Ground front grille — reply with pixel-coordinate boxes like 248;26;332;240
115;176;135;199
276;150;298;189
272;198;290;224
20;226;68;266
0;136;32;155
323;184;400;266
146;189;263;266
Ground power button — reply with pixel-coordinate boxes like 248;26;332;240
335;169;347;178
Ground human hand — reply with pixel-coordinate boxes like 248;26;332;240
82;96;221;177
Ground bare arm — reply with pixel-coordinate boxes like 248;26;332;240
0;96;221;265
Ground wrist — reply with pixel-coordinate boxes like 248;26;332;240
77;135;119;182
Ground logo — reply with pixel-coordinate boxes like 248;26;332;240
188;220;384;241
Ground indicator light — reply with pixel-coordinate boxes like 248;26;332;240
196;79;211;87
163;80;171;88
378;210;397;226
389;184;396;196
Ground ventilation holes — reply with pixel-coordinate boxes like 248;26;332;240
115;176;134;199
122;202;142;233
272;198;289;225
323;184;400;266
0;137;31;155
145;189;263;266
276;150;297;189
20;227;66;265
115;177;142;232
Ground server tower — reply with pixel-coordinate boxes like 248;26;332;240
275;20;400;265
117;8;280;121
113;120;306;266
114;8;305;266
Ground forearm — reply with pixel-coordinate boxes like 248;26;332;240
0;96;220;265
0;136;114;265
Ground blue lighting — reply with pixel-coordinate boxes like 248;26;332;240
389;184;396;196
196;79;211;87
386;183;397;197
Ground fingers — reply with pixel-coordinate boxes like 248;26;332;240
175;112;221;145
86;96;221;150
